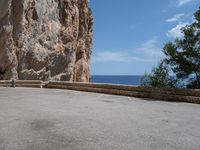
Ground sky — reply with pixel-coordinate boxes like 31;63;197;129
89;0;200;75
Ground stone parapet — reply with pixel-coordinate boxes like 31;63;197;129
47;81;200;97
15;80;42;88
0;80;200;104
46;81;200;104
0;80;12;87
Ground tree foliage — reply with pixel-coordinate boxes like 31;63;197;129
140;61;178;88
140;7;200;88
163;7;200;88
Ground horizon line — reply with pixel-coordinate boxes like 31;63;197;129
91;74;143;76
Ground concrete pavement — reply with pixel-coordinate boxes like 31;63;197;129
0;87;200;150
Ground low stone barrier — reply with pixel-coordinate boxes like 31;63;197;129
46;81;200;104
48;81;200;97
0;80;200;104
15;80;42;88
0;80;12;87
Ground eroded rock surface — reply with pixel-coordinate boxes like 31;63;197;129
0;0;92;82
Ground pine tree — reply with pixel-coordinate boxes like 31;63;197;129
163;7;200;88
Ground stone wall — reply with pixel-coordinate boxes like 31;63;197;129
46;81;200;104
1;80;200;104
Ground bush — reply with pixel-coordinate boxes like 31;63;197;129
140;61;178;88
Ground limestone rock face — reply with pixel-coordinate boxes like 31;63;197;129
0;0;92;82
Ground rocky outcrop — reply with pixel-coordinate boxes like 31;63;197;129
0;0;92;82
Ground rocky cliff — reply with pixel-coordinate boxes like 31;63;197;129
0;0;93;82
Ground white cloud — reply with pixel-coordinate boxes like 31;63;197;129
166;14;184;23
178;0;196;6
92;51;151;63
166;22;189;38
136;38;163;58
92;51;133;63
92;38;163;63
192;15;197;23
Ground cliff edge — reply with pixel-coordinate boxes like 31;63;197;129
0;0;93;82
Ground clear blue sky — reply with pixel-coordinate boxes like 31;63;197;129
89;0;200;75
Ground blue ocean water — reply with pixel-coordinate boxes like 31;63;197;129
91;75;142;86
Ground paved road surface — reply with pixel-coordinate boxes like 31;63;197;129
0;87;200;150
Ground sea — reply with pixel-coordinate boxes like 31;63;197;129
91;75;142;86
